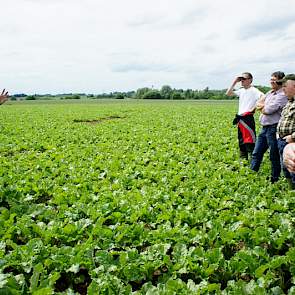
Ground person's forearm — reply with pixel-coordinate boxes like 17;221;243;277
226;82;237;96
262;105;279;115
256;101;264;111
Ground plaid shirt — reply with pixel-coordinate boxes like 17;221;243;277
277;98;295;140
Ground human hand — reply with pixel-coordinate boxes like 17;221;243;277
256;102;265;111
0;89;9;105
234;76;243;84
283;135;293;143
283;143;295;173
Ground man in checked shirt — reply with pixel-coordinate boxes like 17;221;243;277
276;74;295;189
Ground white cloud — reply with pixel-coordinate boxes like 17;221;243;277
1;0;295;94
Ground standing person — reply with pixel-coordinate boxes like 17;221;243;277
226;72;264;160
250;71;288;183
0;89;9;105
276;74;295;189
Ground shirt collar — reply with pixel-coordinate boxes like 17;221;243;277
271;88;283;95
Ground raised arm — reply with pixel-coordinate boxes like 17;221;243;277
226;77;241;97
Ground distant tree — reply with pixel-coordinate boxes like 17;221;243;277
25;95;36;100
201;90;214;99
14;93;27;97
64;95;80;99
126;91;135;98
116;93;125;99
184;89;194;100
160;85;173;99
142;90;162;99
171;92;183;100
255;85;271;93
135;87;150;99
193;90;201;100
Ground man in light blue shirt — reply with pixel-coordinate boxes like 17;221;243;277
250;71;288;183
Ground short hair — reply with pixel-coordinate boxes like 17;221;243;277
272;71;285;80
243;72;253;80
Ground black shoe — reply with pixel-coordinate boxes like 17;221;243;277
270;177;279;184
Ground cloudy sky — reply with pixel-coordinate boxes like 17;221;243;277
1;0;295;94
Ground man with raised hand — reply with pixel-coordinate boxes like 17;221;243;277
226;72;264;160
0;89;9;105
276;74;295;189
250;71;288;183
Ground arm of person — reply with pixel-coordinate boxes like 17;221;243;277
0;89;9;105
226;77;241;97
283;132;295;144
256;94;266;111
249;93;264;113
262;94;287;115
283;143;295;173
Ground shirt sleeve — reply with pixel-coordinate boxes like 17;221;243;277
263;94;288;115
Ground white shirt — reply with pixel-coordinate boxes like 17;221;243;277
234;86;263;115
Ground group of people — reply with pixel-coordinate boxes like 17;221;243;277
226;72;295;189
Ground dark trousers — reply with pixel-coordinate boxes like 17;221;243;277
238;115;256;159
250;124;281;180
277;138;295;185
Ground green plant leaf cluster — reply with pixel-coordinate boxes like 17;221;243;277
0;100;293;294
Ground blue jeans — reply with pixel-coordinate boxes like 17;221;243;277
250;124;281;180
277;138;295;184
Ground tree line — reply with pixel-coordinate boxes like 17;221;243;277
12;85;270;100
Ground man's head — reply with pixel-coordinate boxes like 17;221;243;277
239;72;253;88
270;71;285;90
278;74;295;99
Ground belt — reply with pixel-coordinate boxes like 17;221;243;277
263;123;278;127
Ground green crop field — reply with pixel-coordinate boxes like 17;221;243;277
0;100;294;294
